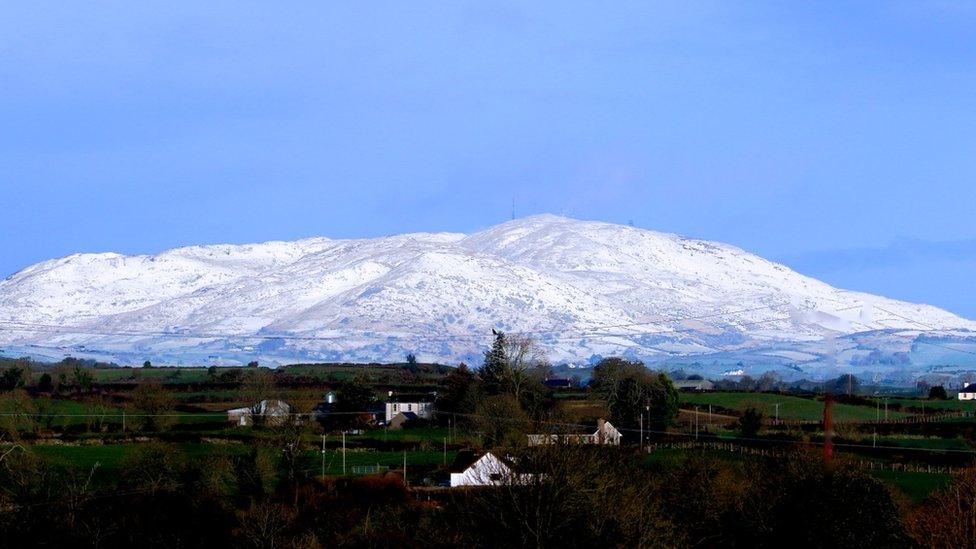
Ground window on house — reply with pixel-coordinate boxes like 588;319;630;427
489;473;502;481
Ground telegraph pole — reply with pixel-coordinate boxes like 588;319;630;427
774;403;780;423
321;434;326;477
403;450;408;486
342;432;346;475
823;395;834;464
639;413;644;448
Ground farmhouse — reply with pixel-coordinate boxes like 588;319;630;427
527;419;622;446
227;399;293;426
385;392;435;423
450;451;531;487
387;411;419;430
958;383;976;401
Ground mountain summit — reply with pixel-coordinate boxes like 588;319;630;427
2;215;974;377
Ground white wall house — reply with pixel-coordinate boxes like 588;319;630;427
450;452;531;487
227;399;293;426
958;383;976;401
385;399;434;422
527;419;622;446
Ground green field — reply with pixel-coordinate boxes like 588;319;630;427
32;442;249;472
680;392;910;422
302;448;456;476
871;470;953;503
32;397;126;428
86;367;211;383
880;398;976;412
872;436;974;452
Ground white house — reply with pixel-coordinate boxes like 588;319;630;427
385;393;435;423
227;399;293;426
527;419;622;447
958;383;976;401
450;452;531;487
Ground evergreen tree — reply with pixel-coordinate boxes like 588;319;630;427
480;330;508;395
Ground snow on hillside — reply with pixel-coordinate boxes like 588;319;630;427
1;215;973;374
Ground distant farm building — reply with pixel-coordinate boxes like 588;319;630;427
527;419;622;446
543;377;573;389
385;393;435;423
387;411;420;430
227;399;293;426
958;383;976;401
673;379;714;391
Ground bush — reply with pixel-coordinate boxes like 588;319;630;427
738;407;763;437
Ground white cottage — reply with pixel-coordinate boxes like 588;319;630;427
450;451;531;487
958;383;976;401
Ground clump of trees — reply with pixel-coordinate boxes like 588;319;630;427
588;357;678;431
130;380;176;432
328;373;376;429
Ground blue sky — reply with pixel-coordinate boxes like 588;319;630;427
2;2;975;317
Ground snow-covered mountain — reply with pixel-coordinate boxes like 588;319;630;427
2;215;975;378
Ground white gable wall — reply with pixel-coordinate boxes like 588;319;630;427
450;453;518;487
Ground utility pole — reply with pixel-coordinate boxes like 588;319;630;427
342;432;346;475
774;403;780;423
403;450;408;487
823;395;834;464
121;410;125;434
708;404;712;432
639;413;644;449
321;434;326;477
884;398;889;421
694;406;699;440
443;437;447;466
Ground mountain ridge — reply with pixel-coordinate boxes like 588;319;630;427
1;215;974;378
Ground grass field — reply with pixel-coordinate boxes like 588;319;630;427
32;397;125;428
32;442;250;473
302;448;456;476
680;392;910;422
872;436;974;452
86;367;212;383
881;398;976;412
871;470;952;503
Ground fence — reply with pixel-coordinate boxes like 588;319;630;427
351;465;390;475
645;440;962;475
